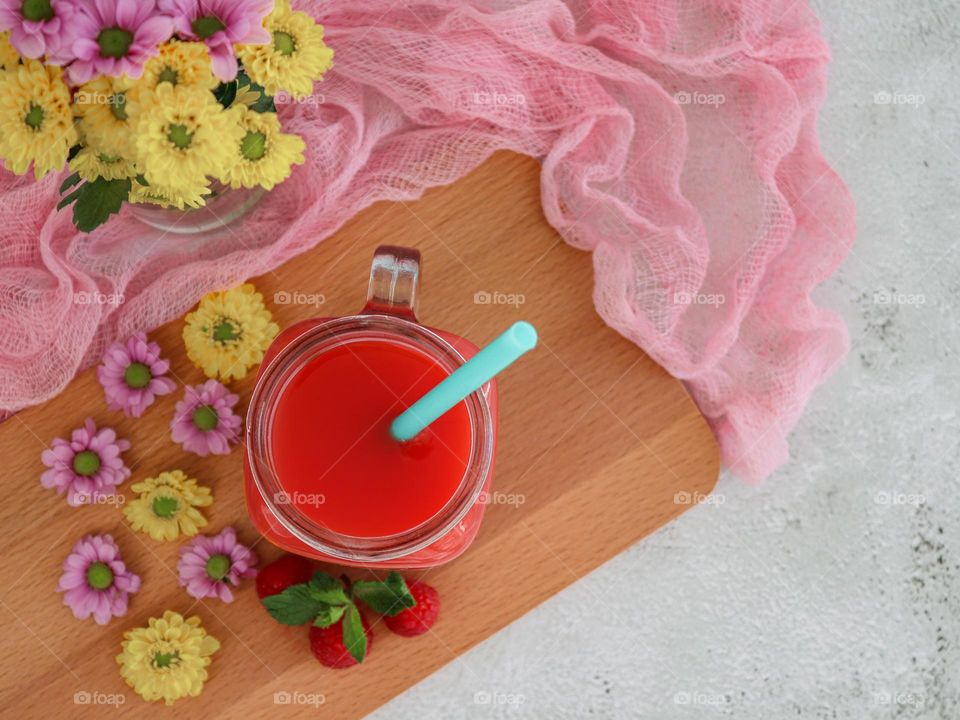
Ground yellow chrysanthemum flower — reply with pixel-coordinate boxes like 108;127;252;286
0;60;76;179
0;31;20;70
128;83;243;202
117;610;220;706
133;40;218;96
128;178;207;210
238;0;334;97
220;105;305;191
69;146;138;182
74;75;136;159
183;283;279;382
123;470;212;542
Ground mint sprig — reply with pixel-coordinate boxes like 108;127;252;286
313;604;346;628
352;572;416;616
260;570;417;664
262;584;327;626
262;571;350;625
307;572;352;606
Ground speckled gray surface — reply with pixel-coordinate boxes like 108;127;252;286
370;2;960;718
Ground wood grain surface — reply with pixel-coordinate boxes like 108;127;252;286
0;152;718;719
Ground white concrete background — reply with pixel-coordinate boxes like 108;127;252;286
371;1;960;717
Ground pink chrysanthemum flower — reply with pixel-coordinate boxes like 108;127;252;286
177;527;257;602
41;418;131;506
66;0;173;84
0;0;76;60
56;533;141;624
170;379;241;456
158;0;271;81
97;332;177;418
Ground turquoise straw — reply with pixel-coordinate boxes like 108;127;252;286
390;321;538;441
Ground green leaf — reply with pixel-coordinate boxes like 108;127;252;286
72;177;131;233
236;70;276;113
214;80;238;108
59;172;81;194
262;584;328;626
57;186;83;211
308;572;351;605
351;572;416;616
341;604;367;664
312;604;346;628
262;573;352;627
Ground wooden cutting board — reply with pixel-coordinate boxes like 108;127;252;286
0;152;718;719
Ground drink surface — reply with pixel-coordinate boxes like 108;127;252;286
271;338;473;538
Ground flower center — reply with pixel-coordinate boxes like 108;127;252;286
98;27;134;59
123;361;152;388
157;66;179;85
110;93;128;121
24;103;43;130
86;562;114;590
167;123;193;149
192;15;225;39
192;405;219;431
273;31;296;56
212;319;240;342
152;651;180;669
152;495;179;518
205;554;231;580
72;450;101;476
240;131;267;161
21;0;53;22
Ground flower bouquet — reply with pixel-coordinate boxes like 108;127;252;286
0;0;333;231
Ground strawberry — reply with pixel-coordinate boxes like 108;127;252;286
309;611;374;669
256;554;313;599
383;581;440;637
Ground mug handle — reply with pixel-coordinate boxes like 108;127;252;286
362;245;420;320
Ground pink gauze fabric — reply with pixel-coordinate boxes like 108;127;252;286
0;0;855;482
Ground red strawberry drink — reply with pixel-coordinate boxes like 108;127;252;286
244;247;498;568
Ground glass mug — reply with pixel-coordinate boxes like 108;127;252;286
244;246;498;568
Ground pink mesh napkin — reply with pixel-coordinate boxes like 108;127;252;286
0;0;855;481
